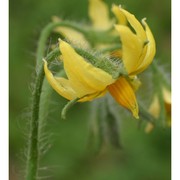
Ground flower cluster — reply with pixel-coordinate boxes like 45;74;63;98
44;0;156;119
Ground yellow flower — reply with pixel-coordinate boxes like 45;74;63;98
145;87;171;133
112;5;156;76
107;77;139;118
44;5;156;119
88;0;114;30
52;0;113;47
108;6;155;118
149;88;171;122
109;6;156;118
44;40;115;101
44;40;139;118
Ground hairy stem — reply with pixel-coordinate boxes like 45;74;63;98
26;65;45;180
36;21;88;68
26;21;60;180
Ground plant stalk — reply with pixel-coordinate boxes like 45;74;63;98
25;22;62;179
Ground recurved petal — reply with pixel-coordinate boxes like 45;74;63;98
112;4;127;25
119;6;147;41
115;25;143;74
89;0;113;30
59;40;115;97
135;19;156;73
108;77;139;118
44;60;77;100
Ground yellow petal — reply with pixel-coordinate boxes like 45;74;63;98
148;95;160;118
60;40;115;97
112;4;127;25
113;7;156;75
108;77;139;118
119;7;147;41
79;90;107;102
135;19;156;73
43;60;77;100
149;88;171;120
115;25;143;74
52;16;90;48
88;0;113;30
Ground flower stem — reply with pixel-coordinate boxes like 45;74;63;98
36;21;88;68
26;21;60;180
26;65;45;180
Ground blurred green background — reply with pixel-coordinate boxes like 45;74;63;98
10;0;171;179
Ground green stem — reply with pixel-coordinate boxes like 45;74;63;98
61;98;79;120
26;66;44;180
36;21;88;68
26;49;60;180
